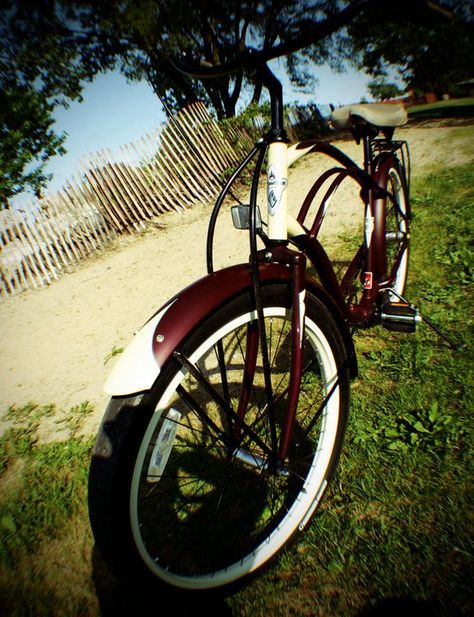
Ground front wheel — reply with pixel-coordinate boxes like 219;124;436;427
88;284;350;591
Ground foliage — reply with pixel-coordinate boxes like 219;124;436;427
72;0;346;119
286;101;331;139
0;86;66;206
219;99;330;145
0;0;112;204
0;0;346;201
3;0;472;202
349;0;474;96
219;101;272;141
408;97;474;120
367;77;403;101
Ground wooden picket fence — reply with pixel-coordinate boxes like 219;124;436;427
0;102;253;300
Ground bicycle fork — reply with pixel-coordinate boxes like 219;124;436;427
234;247;308;471
278;249;306;461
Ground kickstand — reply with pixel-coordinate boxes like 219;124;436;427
385;288;461;351
419;312;461;351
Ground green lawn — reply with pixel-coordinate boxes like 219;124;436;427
408;97;474;119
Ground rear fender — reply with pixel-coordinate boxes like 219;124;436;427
104;262;356;396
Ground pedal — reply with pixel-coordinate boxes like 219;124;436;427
381;289;459;349
381;301;421;333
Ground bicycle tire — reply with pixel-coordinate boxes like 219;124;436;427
88;283;349;591
385;162;410;299
342;158;410;306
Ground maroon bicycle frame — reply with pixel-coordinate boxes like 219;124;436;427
289;138;409;326
195;131;409;464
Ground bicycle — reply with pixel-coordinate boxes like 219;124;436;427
88;0;453;593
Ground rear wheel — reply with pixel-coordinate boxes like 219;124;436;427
341;159;410;308
385;163;410;299
89;284;349;591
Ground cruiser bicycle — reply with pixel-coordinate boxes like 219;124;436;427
88;0;453;593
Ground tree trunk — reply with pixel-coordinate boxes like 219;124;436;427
251;79;263;105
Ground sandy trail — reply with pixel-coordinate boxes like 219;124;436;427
0;123;471;437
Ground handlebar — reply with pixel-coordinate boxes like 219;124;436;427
172;0;375;79
172;0;453;80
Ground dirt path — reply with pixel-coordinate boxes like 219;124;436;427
1;123;471;437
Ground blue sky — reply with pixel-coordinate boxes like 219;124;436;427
32;63;386;198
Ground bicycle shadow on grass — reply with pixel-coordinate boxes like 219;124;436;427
88;399;236;616
91;545;233;617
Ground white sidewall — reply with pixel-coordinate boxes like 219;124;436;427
130;305;341;590
389;167;409;298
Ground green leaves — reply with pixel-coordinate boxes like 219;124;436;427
0;0;113;203
352;397;464;453
382;402;463;452
348;1;474;96
367;77;403;101
0;86;66;204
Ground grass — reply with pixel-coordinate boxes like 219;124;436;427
0;433;96;615
228;164;474;615
0;404;98;615
0;162;472;615
407;97;474;119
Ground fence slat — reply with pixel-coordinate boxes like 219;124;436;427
163;116;218;197
178;106;229;179
102;149;150;223
141;133;195;208
126;142;176;213
81;164;125;233
182;104;235;171
64;178;109;246
117;146;162;216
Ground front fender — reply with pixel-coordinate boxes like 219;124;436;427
104;262;356;396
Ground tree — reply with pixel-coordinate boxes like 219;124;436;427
3;0;472;202
0;86;66;208
0;0;347;200
0;0;114;204
367;77;403;101
348;1;474;97
75;0;347;119
0;0;354;202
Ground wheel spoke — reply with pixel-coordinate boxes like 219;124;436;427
174;351;274;458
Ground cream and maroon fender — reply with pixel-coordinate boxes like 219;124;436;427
104;262;357;397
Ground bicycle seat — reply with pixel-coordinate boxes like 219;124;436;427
331;103;407;130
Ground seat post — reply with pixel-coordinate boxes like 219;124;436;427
362;134;372;175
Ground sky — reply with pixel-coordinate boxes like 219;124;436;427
19;63;387;202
